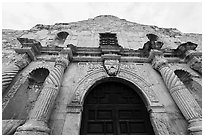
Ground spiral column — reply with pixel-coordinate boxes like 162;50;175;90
2;53;30;94
150;50;202;135
15;57;69;135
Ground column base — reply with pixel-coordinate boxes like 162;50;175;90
14;119;50;135
188;118;202;135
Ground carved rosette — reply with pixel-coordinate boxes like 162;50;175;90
2;53;31;93
15;57;69;135
103;59;120;76
151;53;202;135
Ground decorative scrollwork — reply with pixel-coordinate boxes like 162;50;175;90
72;71;106;104
71;69;161;107
78;62;103;73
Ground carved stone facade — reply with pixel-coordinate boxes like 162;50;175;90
15;57;69;135
2;53;31;93
150;50;202;135
2;15;202;135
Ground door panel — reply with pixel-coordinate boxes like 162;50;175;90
80;82;154;135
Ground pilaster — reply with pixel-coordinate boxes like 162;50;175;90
150;50;202;135
15;56;69;135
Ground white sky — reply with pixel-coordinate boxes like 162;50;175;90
2;1;202;33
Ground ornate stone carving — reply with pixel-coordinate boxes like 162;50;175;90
78;62;103;73
103;59;120;76
71;69;161;107
15;57;69;135
2;65;20;93
55;57;69;68
2;53;31;93
72;71;107;104
151;53;202;135
70;68;170;135
152;55;168;70
120;63;138;70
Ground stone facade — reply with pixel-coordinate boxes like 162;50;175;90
2;15;202;135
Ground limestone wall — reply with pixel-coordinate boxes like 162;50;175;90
49;62;188;135
13;15;201;51
2;15;202;135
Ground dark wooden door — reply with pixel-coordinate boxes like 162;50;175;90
80;82;154;135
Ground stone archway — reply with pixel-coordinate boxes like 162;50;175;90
80;78;155;135
66;68;173;135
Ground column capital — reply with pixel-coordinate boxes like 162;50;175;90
55;57;69;68
148;49;163;60
149;50;168;70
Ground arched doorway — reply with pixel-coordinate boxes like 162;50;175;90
80;79;154;135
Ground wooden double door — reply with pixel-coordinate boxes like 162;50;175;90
80;81;154;135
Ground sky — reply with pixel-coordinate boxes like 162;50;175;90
2;1;202;33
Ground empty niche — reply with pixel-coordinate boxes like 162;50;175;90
26;68;50;113
54;31;69;46
2;68;50;120
174;70;202;107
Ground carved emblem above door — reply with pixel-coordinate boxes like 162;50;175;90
103;59;120;76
